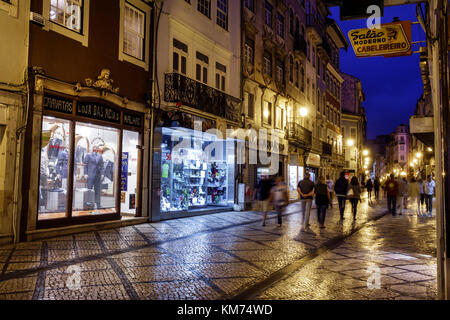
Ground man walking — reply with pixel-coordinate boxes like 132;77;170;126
334;172;349;220
254;175;274;226
385;174;399;216
374;177;381;200
424;175;436;217
325;175;334;208
298;172;315;231
396;176;406;215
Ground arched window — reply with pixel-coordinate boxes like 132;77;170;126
295;61;299;88
300;64;305;92
289;9;294;35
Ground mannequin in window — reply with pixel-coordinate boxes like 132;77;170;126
83;144;104;209
55;146;69;189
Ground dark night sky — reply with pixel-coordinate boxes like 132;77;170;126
330;4;426;139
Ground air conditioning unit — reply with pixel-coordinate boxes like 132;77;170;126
30;12;45;26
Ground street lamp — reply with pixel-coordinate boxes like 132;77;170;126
363;150;369;156
347;139;354;147
299;107;308;118
415;152;423;159
427;147;433;152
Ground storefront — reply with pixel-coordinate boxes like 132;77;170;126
153;112;237;219
26;85;147;231
288;153;304;200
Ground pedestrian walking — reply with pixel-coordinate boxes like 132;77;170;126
297;172;315;231
402;177;409;210
269;176;289;227
424;175;436;217
347;176;361;220
418;178;425;214
315;176;331;228
396;176;406;215
366;178;373;202
374;177;381;200
254;175;274;227
385;174;399;216
407;177;421;216
325;175;334;208
334;172;349;220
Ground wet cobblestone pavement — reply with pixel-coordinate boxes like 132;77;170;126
255;206;437;300
0;197;436;300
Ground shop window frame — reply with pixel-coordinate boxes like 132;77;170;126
36;92;145;229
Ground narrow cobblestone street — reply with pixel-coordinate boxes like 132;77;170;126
0;197;436;300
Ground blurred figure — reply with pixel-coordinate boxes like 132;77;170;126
334;172;349;221
347;177;362;220
407;177;421;216
402;177;409;210
297;172;315;231
385;174;399;216
269;176;288;227
325;175;334;209
424;175;436;217
396;176;406;215
418;178;425;213
366;178;373;203
315;176;331;228
254;175;274;227
374;177;381;200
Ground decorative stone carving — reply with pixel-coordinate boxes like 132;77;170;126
85;69;119;96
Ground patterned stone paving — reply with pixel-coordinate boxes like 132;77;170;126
0;196;436;300
256;206;437;300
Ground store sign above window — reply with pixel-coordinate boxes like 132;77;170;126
348;21;412;58
43;95;73;114
123;112;143;128
76;101;121;124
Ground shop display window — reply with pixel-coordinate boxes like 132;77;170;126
72;122;119;217
160;127;235;213
38;117;71;220
121;130;139;216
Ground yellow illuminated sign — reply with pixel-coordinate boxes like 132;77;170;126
348;21;412;58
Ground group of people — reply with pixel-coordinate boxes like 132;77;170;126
383;174;435;216
254;171;367;231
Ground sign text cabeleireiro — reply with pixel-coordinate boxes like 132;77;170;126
348;21;412;58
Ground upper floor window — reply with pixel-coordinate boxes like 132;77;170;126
294;62;299;88
198;0;211;18
289;56;294;83
196;51;209;84
276;60;284;84
263;51;272;76
276;13;284;37
245;0;254;12
244;37;254;65
50;0;83;33
215;62;226;91
123;2;145;61
217;0;228;30
244;92;255;119
264;1;273;28
173;38;188;75
289;9;294;35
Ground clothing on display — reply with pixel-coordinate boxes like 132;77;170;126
84;151;104;208
47;137;64;161
75;145;87;164
56;148;69;179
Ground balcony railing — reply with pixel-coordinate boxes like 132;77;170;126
311;137;322;154
286;122;312;149
322;142;332;156
164;73;241;123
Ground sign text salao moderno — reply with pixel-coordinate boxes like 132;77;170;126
348;21;412;58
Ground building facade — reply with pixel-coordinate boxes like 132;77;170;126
0;0;30;244
19;0;154;241
152;0;242;219
341;72;367;180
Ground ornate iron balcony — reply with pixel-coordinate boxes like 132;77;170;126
164;73;241;123
286;122;312;149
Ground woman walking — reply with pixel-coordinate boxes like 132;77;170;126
407;177;421;216
418;178;425;213
402;177;409;210
315;176;331;228
347;177;362;220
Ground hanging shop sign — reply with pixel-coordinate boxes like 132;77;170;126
306;153;321;168
348;21;412;58
77;101;121;124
